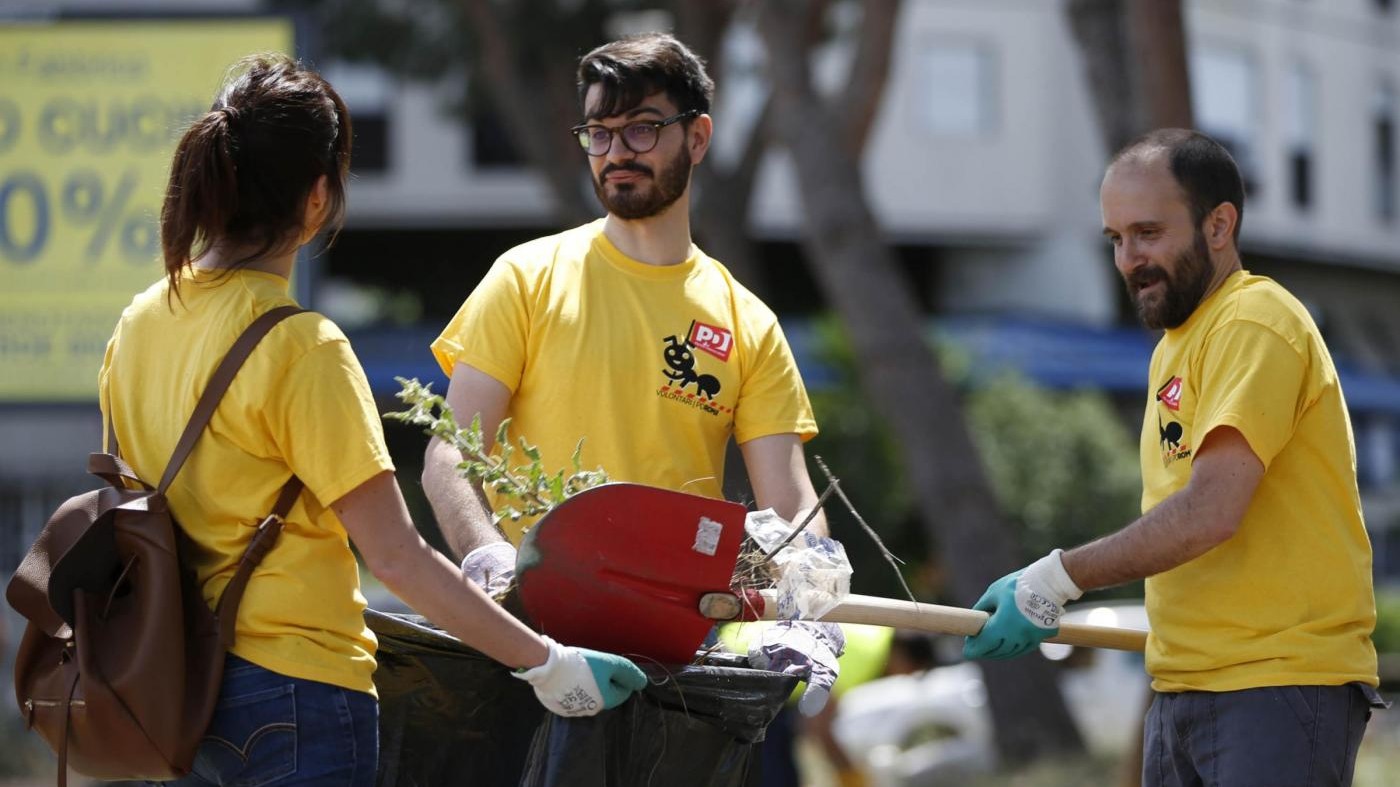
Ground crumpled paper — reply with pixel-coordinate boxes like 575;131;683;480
744;509;852;621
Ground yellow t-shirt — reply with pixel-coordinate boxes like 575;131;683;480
99;268;395;694
1140;270;1378;692
432;221;818;543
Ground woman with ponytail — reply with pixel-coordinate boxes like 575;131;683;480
100;54;645;786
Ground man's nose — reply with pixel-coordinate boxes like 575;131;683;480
604;132;638;164
1115;240;1145;276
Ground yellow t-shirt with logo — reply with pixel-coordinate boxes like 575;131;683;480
432;220;818;543
99;268;394;695
1140;270;1377;692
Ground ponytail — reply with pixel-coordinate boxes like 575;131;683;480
159;54;352;302
160;108;242;297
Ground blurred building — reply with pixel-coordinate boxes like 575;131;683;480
3;0;1400;581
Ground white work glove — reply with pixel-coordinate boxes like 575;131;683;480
963;549;1084;660
1015;549;1084;628
748;620;846;716
512;635;648;717
460;541;517;597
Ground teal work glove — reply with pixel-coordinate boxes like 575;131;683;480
962;549;1084;660
512;636;648;716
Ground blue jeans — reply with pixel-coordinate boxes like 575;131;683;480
166;655;379;786
1143;683;1385;787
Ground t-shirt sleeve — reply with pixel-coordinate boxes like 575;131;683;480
98;319;121;453
734;318;819;444
1193;320;1310;470
269;339;396;508
430;258;531;392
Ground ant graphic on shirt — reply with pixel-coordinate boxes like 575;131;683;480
1159;414;1184;451
662;335;721;399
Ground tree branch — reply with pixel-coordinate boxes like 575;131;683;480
837;0;901;158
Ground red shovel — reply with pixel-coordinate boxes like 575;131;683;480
516;483;1148;663
515;483;749;664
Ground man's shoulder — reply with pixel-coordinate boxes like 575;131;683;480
692;250;780;321
496;220;604;273
1222;274;1316;339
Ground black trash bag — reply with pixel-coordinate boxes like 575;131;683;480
520;661;796;787
369;609;544;786
368;609;797;787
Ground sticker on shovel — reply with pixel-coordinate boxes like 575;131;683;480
693;517;723;556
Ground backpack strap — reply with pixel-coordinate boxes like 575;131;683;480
213;476;304;647
157;305;305;493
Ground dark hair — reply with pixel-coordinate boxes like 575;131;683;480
576;33;714;120
160;54;352;297
1111;128;1245;243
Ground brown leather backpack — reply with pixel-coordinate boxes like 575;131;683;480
5;305;305;785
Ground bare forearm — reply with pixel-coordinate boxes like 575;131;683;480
370;532;546;668
778;499;830;538
334;471;545;669
422;437;509;561
742;434;829;537
1061;490;1229;591
1061;427;1261;592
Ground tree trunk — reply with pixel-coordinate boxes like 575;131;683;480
1127;0;1193;133
1067;0;1193;154
672;0;769;293
757;0;1085;763
462;0;604;225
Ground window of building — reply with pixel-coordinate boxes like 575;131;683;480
322;62;392;176
1191;46;1260;192
1375;79;1397;223
470;105;525;168
915;41;996;138
1284;62;1316;211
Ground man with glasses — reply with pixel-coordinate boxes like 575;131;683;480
423;33;845;717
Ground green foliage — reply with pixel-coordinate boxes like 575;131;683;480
802;317;928;598
1373;589;1400;654
965;372;1143;563
384;377;607;524
804;316;1143;598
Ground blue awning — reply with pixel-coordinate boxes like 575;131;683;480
349;316;1400;417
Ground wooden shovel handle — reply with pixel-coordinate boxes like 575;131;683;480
701;589;1147;653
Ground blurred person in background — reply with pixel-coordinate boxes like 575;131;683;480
724;624;938;787
105;53;644;786
422;32;846;717
963;128;1386;786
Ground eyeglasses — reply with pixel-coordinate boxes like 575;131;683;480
571;110;699;157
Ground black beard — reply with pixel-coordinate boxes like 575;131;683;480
1126;230;1214;330
592;143;692;220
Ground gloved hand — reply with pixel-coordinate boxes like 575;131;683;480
748;620;845;716
512;635;648;717
963;549;1083;660
460;541;517;597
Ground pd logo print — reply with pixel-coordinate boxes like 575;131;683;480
657;320;733;418
689;320;733;361
1156;376;1183;411
1156;374;1191;467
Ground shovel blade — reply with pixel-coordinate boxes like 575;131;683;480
516;483;747;664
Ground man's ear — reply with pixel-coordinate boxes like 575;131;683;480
688;113;714;166
1203;201;1238;251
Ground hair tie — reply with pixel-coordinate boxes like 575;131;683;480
213;105;241;129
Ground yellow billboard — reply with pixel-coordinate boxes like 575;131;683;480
0;18;295;401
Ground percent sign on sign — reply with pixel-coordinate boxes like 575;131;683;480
0;169;159;264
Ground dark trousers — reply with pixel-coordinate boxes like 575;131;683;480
1143;683;1385;787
